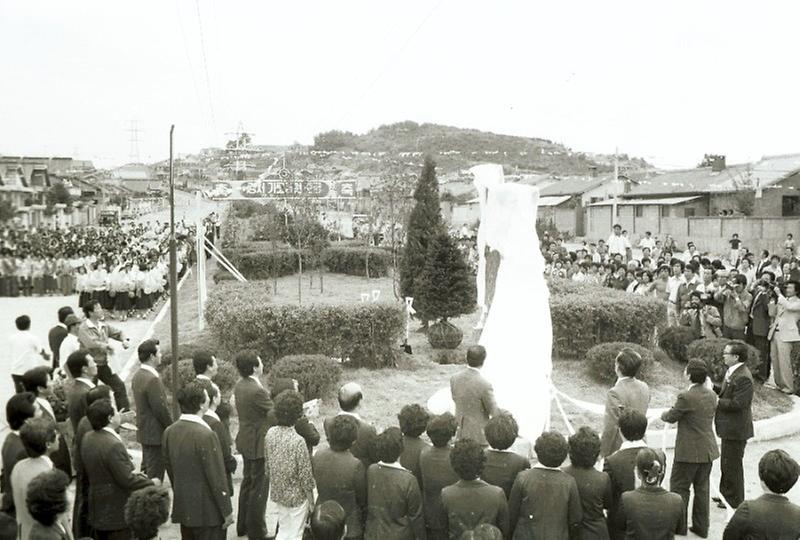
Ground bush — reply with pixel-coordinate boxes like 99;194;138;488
586;342;655;384
212;268;237;284
269;355;342;401
321;247;391;277
685;338;761;383
658;326;697;363
206;282;404;368
546;277;607;296
232;250;314;279
159;358;239;398
550;291;665;358
789;343;800;395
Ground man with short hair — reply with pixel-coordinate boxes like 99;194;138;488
232;350;272;539
323;382;378;468
77;300;131;411
723;449;800;539
746;275;774;381
82;398;153;539
11;417;59;539
661;359;719;538
679;291;723;339
193;349;218;383
638;231;656;251
58;313;82;370
600;349;651;457
450;345;498;447
163;381;233;539
714;341;754;509
1;392;39;516
310;501;348;540
607;224;630;259
9;314;50;391
20;366;72;477
65;350;97;432
714;274;752;341
131;338;173;481
48;306;74;369
766;281;800;394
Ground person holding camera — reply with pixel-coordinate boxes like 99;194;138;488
746;272;775;382
765;281;800;394
679;291;722;340
714;274;752;341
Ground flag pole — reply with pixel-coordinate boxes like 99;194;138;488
168;125;179;417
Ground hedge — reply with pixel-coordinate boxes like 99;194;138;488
658;326;697;363
550;291;665;358
160;358;240;399
269;355;342;401
206;282;405;368
321;247;391;277
585;342;654;384
229;250;313;279
546;277;608;296
685;338;760;383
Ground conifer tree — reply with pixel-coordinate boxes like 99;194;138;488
414;231;476;322
399;156;443;305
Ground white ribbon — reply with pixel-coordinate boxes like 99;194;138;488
404;297;416;340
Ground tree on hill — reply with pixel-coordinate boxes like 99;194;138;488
414;231;476;323
400;155;443;323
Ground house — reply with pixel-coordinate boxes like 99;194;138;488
536;174;626;235
110;164;161;193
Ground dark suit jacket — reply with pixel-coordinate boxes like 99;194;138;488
619;486;684;540
233;377;273;459
419;445;459;532
204;412;236;494
508;467;583;540
562;465;613;540
450;368;497;446
602;446;644;537
399;436;430;490
722;493;800;540
28;521;70;540
131;368;173;446
482;449;530;500
48;324;68;368
364;463;425;540
323;413;378;468
661;384;719;463
714;364;754;441
80;429;153;531
67;379;93;432
748;289;772;337
600;378;650;457
0;432;28;514
312;447;367;538
441;479;509;539
163;418;233;527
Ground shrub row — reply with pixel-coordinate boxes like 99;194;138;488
549;289;665;358
269;355;343;401
222;246;392;280
205;282;405;368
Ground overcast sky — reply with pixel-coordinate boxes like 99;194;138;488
1;1;799;170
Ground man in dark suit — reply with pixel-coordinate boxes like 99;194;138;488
131;339;173;482
323;383;378;468
163;381;233;539
198;380;236;495
714;340;754;510
600;348;651;457
0;392;37;516
73;386;113;539
723;449;800;539
81;398;153;539
232;351;272;540
661;359;719;538
312;415;367;540
449;346;497;446
746;274;774;381
603;410;649;540
65;350;97;432
47;306;73;370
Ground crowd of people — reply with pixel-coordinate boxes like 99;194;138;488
542;226;800;397
0;222;199;320
2;335;800;539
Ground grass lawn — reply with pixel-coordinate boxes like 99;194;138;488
136;268;794;448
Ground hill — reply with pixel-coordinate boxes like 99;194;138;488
312;121;649;176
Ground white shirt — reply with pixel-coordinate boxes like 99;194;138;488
205;410;220;422
75;377;96;389
139;364;159;378
620;439;648;451
639;237;656;250
724;362;744;383
36;396;55;419
179;413;211;430
607;233;631;255
59;333;80;365
9;330;48;375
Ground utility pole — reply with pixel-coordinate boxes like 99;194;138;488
611;147;619;228
126;119;142;163
168;125;179;417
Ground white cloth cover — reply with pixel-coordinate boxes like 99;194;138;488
428;173;553;442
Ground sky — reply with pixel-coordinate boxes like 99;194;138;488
1;1;799;170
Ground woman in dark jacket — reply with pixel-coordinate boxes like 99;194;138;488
562;427;612;540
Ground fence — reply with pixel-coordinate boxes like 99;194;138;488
660;217;799;255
